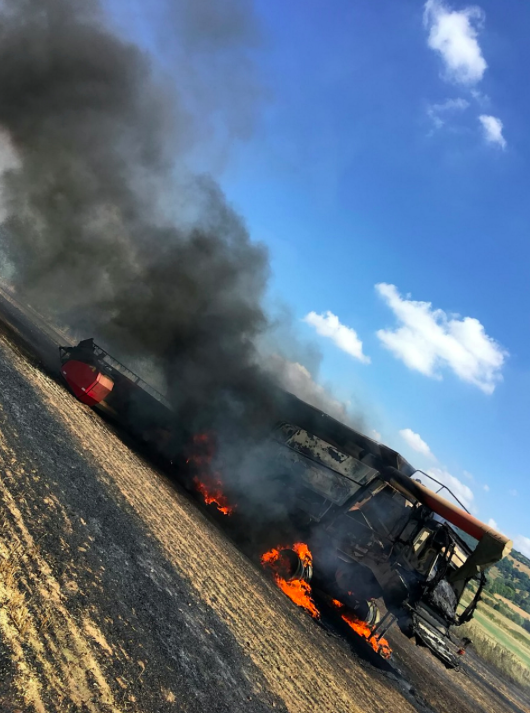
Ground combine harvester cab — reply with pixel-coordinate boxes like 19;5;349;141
380;467;512;665
267;414;512;668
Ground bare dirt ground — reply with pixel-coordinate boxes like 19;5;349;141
0;303;528;712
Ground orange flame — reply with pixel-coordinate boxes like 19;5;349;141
261;543;319;619
188;432;234;516
193;475;234;516
292;542;312;566
330;599;392;659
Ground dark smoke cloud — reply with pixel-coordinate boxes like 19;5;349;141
0;0;275;433
0;0;367;449
165;0;264;147
108;0;265;167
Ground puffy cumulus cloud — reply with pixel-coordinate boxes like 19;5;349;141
424;0;487;85
427;97;470;129
376;283;507;394
479;115;507;148
399;428;436;459
487;518;498;529
424;467;475;510
304;311;370;364
265;354;350;423
514;535;530;559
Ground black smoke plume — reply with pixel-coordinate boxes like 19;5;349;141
0;0;277;434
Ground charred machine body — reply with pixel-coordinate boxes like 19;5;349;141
264;420;511;666
60;339;512;667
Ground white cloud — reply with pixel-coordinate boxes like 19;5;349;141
471;88;490;106
370;429;382;442
424;466;475;509
427;97;470;129
399;431;475;510
463;470;474;481
399;428;436;459
487;518;498;529
376;283;507;394
483;484;490;492
479;115;507;148
424;0;487;86
514;535;530;559
304;311;370;364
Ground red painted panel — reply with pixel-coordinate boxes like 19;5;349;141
86;374;114;404
62;360;114;406
414;480;508;545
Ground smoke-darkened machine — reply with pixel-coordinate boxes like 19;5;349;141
60;338;512;668
266;422;511;667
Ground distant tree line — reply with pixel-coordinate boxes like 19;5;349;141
483;554;530;628
512;549;530;569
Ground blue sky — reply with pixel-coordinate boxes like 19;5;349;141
109;1;529;552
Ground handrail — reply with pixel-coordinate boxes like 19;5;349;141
412;469;470;514
62;340;172;410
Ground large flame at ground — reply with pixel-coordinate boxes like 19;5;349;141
190;442;390;656
261;543;319;618
330;599;392;659
188;433;234;516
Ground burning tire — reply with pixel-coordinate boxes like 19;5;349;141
333;562;384;627
276;548;313;582
351;599;380;628
261;543;319;618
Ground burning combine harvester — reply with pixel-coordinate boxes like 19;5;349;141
59;338;512;668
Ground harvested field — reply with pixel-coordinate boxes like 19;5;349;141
0;299;529;713
493;594;530;621
0;331;415;712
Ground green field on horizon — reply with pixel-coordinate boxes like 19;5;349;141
473;609;530;669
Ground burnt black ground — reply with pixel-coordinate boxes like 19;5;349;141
0;286;528;713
